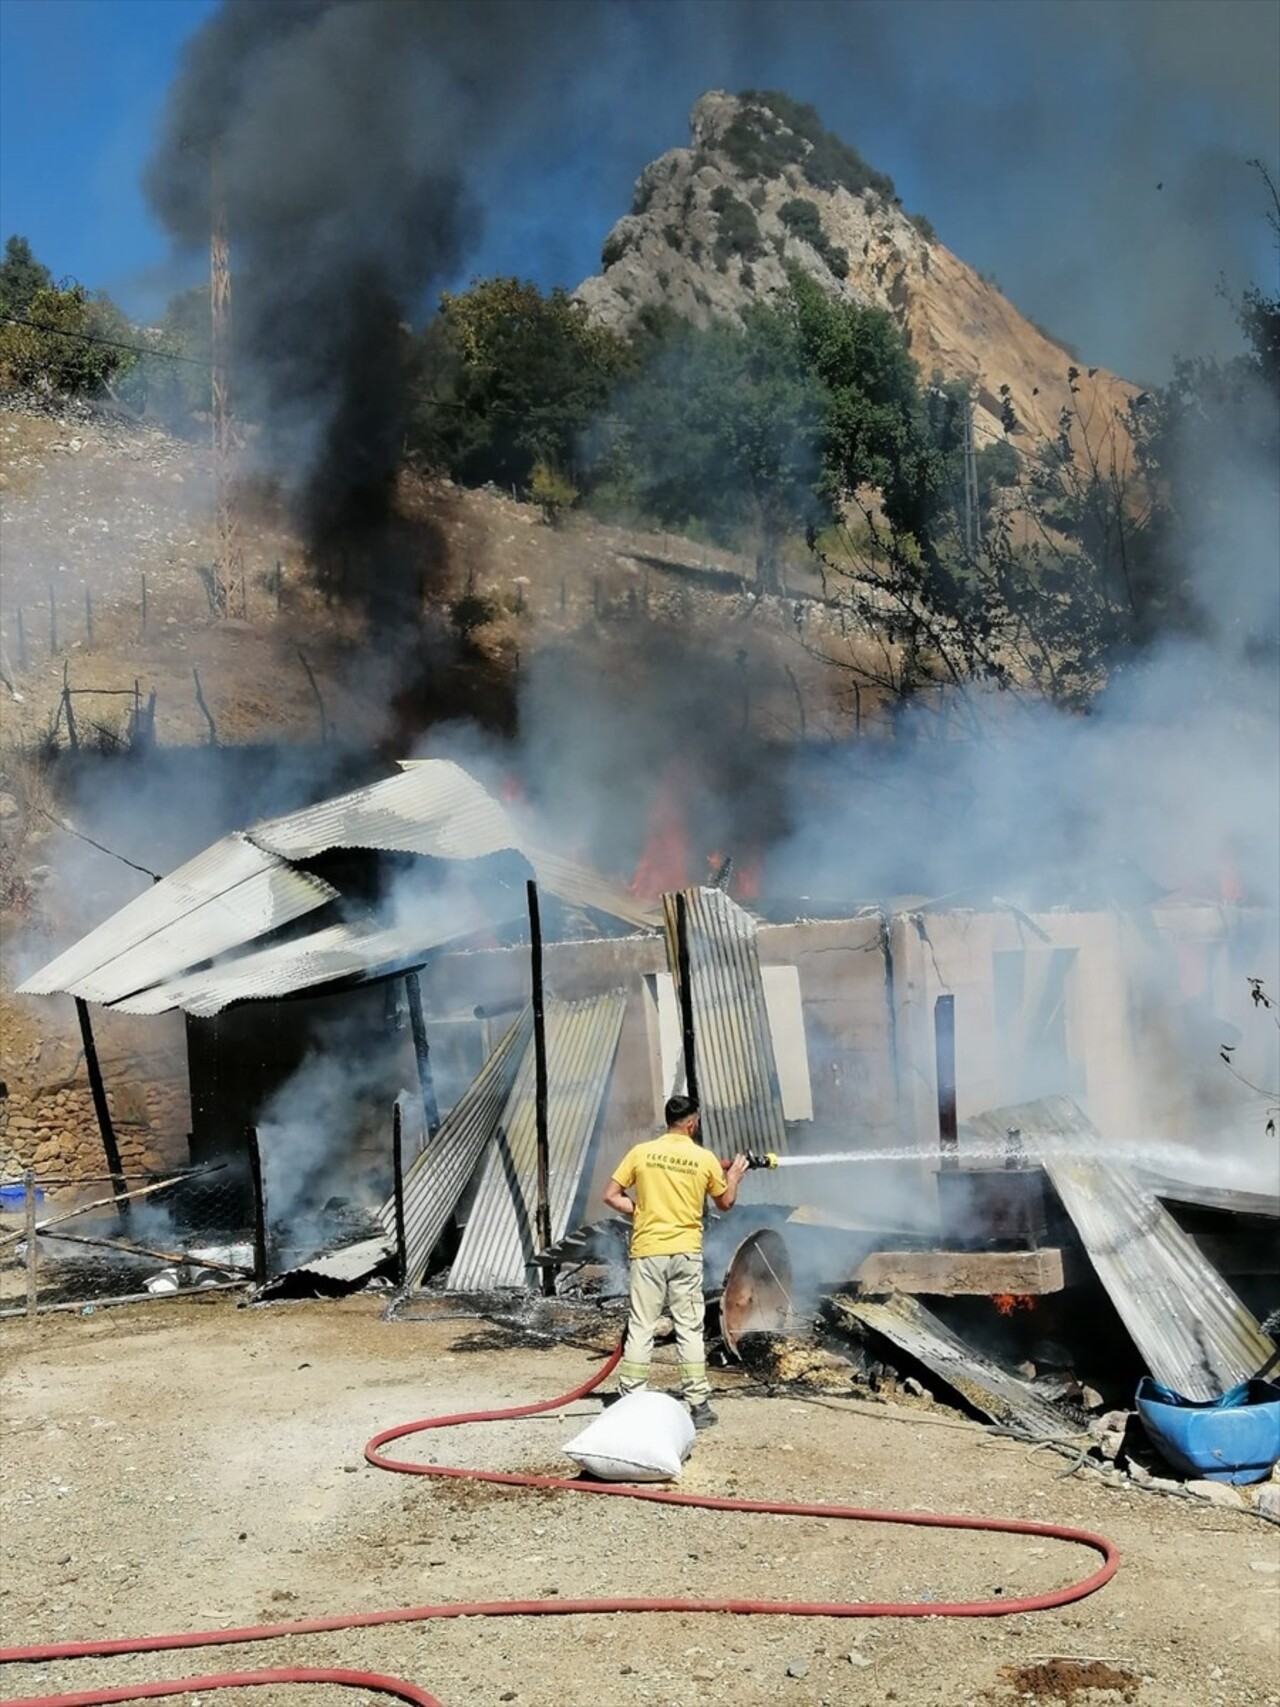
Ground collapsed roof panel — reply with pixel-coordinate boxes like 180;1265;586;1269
252;760;520;862
17;835;337;1003
448;990;627;1290
382;1006;535;1286
663;885;788;1159
965;1097;1275;1400
523;843;662;931
1134;1170;1280;1220
19;760;659;1016
114;920;420;1016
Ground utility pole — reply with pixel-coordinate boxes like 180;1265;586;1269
210;147;242;618
962;389;980;561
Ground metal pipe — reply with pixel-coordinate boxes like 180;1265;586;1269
403;971;441;1137
934;993;958;1171
527;881;554;1296
74;997;129;1220
391;1098;408;1290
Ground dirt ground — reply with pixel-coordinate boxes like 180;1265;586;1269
1;1295;1277;1707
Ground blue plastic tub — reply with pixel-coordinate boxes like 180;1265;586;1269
1136;1375;1280;1485
0;1182;43;1211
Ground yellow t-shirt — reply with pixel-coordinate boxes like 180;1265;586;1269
611;1131;728;1259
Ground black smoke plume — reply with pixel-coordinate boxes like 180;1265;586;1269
144;0;609;620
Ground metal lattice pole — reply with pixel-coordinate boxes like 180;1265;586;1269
210;149;242;618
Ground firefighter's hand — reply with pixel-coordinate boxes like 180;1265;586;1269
727;1153;750;1183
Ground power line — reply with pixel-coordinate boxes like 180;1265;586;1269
0;312;210;367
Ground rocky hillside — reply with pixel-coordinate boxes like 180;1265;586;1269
576;91;1134;461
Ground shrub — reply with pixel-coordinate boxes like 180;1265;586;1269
529;458;579;525
601;231;630;270
449;589;499;638
732;90;897;203
711;191;763;268
0;279;136;397
720;104;806;181
909;212;937;244
779;197;824;246
778;198;848;279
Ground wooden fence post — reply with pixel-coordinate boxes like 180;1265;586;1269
61;663;79;752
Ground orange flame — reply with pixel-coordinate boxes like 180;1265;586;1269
991;1293;1036;1317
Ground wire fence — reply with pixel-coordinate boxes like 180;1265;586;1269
0;1159;260;1317
3;561;305;748
0;1102;413;1316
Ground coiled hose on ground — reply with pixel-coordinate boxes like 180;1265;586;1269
1;1345;1119;1707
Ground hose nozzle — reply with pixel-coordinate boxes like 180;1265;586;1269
744;1151;779;1170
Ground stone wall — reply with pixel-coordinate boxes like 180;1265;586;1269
0;996;190;1188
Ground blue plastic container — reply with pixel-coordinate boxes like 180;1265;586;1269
0;1182;43;1211
1136;1375;1280;1485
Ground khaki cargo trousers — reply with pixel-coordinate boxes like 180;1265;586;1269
618;1250;710;1407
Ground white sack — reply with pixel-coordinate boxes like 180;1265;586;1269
563;1390;697;1482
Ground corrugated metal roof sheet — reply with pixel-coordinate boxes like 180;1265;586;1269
1135;1171;1280;1219
256;1234;394;1300
965;1097;1275;1400
662;886;788;1158
113;921;408;1016
836;1292;1078;1440
252;761;519;862
382;1007;534;1286
523;844;662;932
448;991;627;1290
112;884;524;1016
17;836;336;1002
19;761;658;1014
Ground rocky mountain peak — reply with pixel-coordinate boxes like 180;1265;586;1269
576;90;1133;454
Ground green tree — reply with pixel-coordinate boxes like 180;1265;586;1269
121;284;213;431
0;277;136;397
605;296;830;590
0;235;54;316
409;278;632;493
792;275;1120;711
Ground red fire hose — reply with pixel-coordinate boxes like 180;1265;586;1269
1;1345;1119;1707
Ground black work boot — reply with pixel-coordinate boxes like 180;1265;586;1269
688;1402;718;1430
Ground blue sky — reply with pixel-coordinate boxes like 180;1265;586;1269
1;0;1276;381
0;0;218;306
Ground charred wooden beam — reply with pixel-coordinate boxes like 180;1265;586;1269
403;971;441;1138
855;1246;1069;1296
74;998;129;1222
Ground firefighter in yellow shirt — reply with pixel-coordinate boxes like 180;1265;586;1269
602;1094;749;1430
